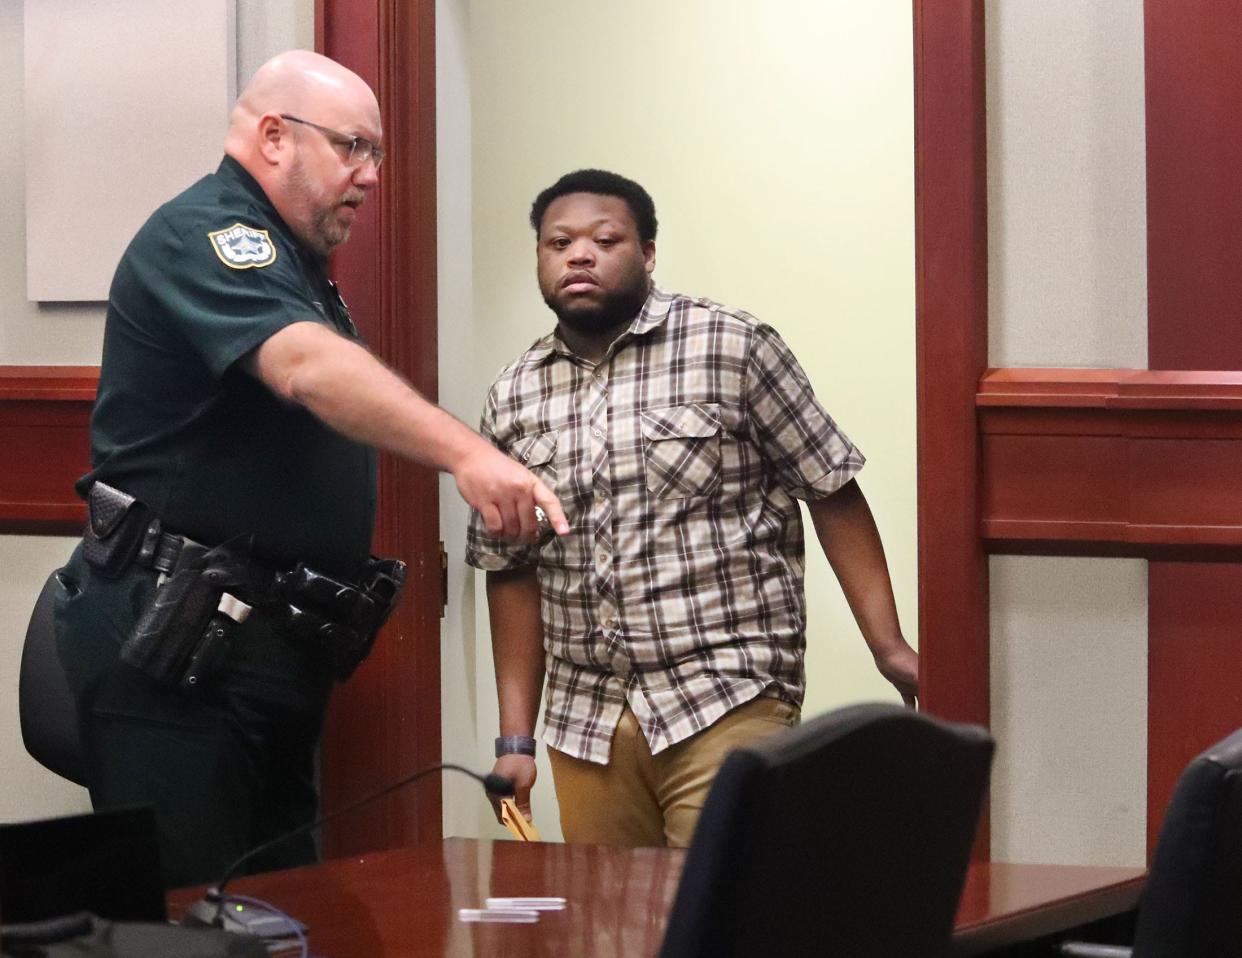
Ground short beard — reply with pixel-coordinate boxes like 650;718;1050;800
286;157;349;256
544;279;650;335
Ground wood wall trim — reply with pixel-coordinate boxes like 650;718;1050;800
914;0;990;725
317;0;442;857
979;369;1242;557
914;0;989;858
0;366;96;533
0;366;99;400
979;368;1242;410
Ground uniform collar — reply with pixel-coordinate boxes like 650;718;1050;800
527;285;676;366
216;155;325;267
217;155;279;217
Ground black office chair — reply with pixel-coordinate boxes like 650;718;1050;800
658;702;994;958
18;570;87;787
1058;725;1242;958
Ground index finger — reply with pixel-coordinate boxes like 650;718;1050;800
531;481;569;535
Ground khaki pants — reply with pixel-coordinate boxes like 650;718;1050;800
548;696;799;848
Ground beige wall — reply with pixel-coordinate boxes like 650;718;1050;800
0;0;313;825
986;0;1149;867
440;0;916;840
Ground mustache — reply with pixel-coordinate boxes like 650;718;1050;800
561;269;599;288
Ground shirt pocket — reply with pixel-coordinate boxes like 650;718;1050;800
640;403;722;499
511;431;559;487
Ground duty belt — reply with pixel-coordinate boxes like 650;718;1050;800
82;481;406;683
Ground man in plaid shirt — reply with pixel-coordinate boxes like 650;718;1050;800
467;169;918;846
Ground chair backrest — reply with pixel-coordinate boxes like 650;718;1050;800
658;702;994;958
18;570;87;786
1132;725;1242;958
0;806;166;925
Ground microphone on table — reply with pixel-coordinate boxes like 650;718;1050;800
181;763;513;932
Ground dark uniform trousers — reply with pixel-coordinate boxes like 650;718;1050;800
53;544;335;889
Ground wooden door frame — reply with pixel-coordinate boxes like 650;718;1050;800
315;0;443;856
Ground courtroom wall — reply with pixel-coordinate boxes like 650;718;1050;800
436;0;484;840
986;0;1149;867
0;0;314;825
440;0;917;840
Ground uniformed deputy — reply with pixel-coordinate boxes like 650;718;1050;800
53;50;567;888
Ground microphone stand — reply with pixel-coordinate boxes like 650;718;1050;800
181;763;512;934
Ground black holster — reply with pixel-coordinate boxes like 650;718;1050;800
119;537;253;690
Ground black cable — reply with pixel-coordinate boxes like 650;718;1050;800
191;763;512;928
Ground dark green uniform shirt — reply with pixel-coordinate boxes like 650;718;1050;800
82;156;376;579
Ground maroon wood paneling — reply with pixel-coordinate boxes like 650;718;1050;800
979;370;1242;555
914;0;989;858
0;367;96;533
1148;562;1242;852
1145;0;1242;859
913;1;989;726
318;0;443;856
1145;0;1242;370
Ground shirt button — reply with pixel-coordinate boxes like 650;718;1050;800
597;552;609;565
592;428;604;439
603;617;616;629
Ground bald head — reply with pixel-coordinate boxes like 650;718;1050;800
228;51;378;139
225;51;382;256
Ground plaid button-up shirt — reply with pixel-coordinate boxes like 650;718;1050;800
466;287;865;763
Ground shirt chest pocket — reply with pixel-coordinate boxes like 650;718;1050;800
640;403;722;499
511;431;559;486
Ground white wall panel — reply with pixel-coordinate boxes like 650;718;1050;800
986;0;1147;368
990;556;1147;866
24;0;236;301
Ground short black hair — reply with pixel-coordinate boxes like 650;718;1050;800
530;169;658;243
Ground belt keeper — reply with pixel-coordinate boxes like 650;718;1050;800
495;735;537;757
136;517;162;567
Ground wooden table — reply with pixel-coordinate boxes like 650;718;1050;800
953;862;1145;955
169;839;1145;956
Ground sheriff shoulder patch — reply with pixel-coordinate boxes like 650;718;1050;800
208;223;277;269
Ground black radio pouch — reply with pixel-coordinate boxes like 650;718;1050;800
82;482;153;579
274;556;407;680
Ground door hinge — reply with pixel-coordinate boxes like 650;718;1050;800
439;540;448;618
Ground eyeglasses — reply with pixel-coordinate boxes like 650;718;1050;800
279;114;385;170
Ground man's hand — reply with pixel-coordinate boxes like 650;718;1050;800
454;442;569;543
489;754;538;824
247;322;569;544
875;641;919;707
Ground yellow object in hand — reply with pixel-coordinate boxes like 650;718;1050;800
499;797;542;842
